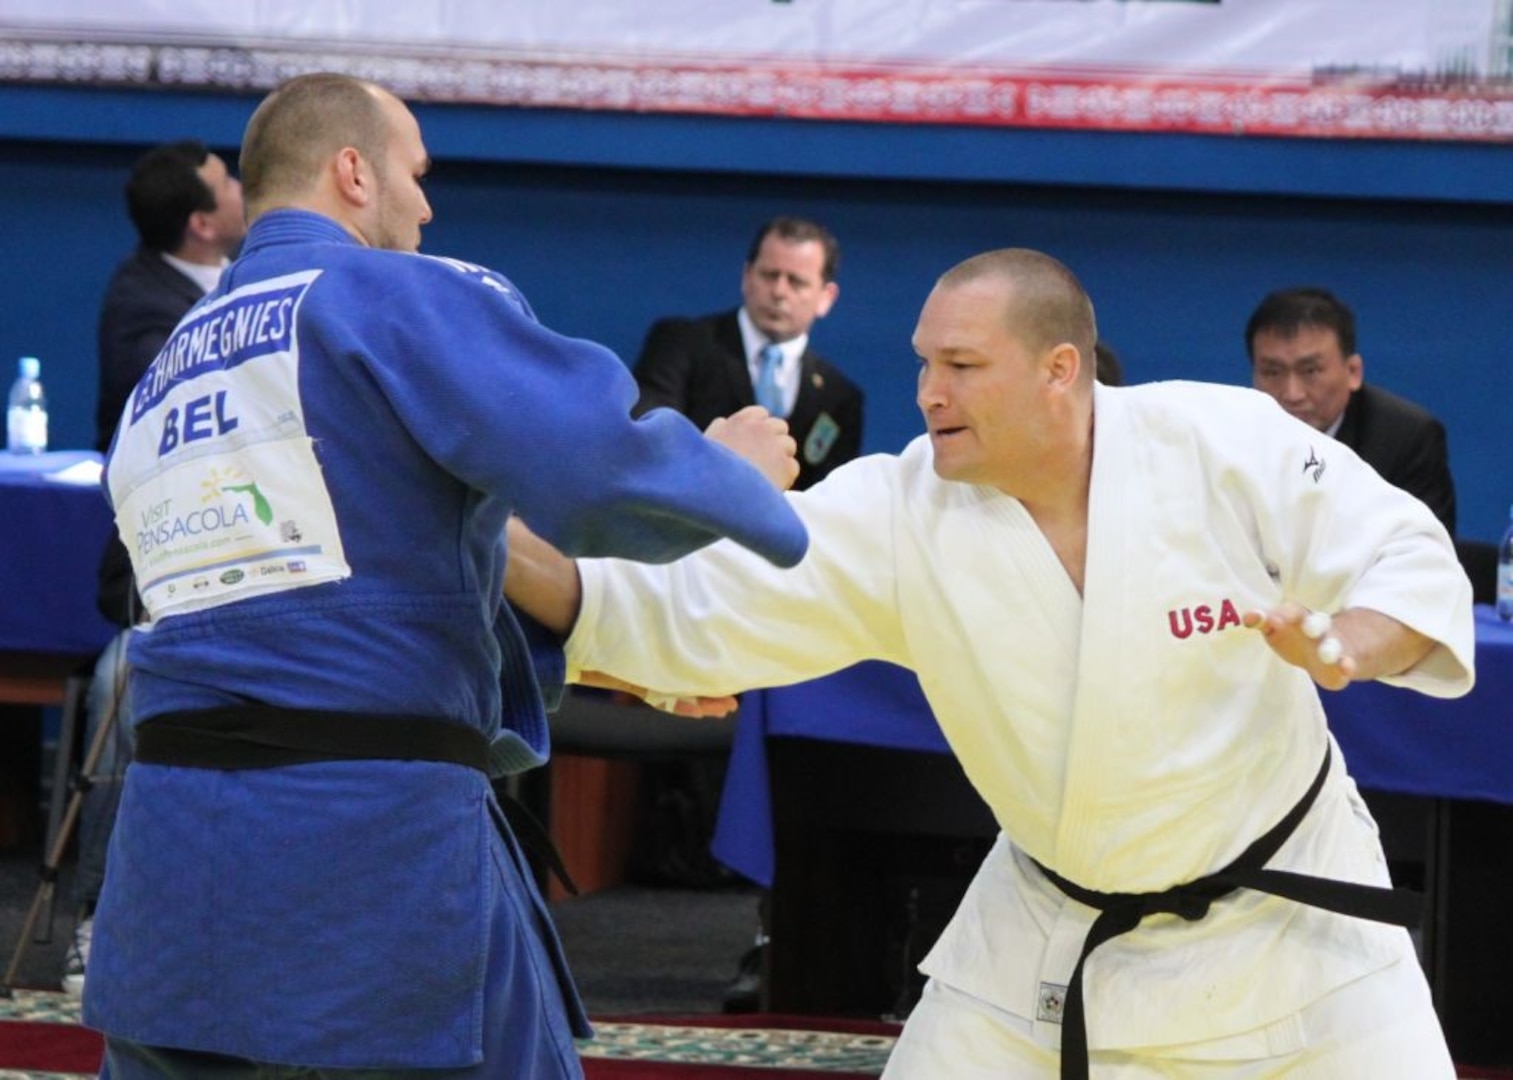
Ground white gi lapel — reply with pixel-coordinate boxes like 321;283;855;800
1052;383;1132;878
977;491;1083;657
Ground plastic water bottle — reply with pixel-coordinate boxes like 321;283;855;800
6;356;48;454
1498;503;1513;621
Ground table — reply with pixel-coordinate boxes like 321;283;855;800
711;608;1513;1052
0;450;116;854
0;451;117;663
713;606;1513;886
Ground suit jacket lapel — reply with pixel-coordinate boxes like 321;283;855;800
138;248;208;308
787;349;824;436
715;312;758;408
1333;390;1364;452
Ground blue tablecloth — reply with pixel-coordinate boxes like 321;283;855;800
712;607;1513;886
1326;607;1513;805
0;450;117;656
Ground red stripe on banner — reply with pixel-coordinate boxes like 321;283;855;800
490;60;1513;143
3;38;1511;143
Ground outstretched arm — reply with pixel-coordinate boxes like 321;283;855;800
505;406;798;714
505;405;798;635
382;264;807;569
1243;601;1435;692
505;518;738;717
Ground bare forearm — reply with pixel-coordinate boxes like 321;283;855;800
504;517;582;636
1332;608;1435;683
1244;601;1436;691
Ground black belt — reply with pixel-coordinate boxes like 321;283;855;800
136;706;490;770
135;706;577;895
1033;746;1423;1080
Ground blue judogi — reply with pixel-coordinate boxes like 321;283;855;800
86;210;806;1074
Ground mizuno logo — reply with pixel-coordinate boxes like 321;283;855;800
1303;447;1326;483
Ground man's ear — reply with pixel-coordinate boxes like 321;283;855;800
814;280;840;320
1046;342;1081;389
1345;352;1365;392
332;147;371;207
184;209;216;245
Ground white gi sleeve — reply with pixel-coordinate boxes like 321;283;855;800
567;453;911;697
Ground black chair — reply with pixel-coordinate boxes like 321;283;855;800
514;686;739;897
549;686;737;760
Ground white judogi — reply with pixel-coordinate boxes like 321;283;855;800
567;381;1474;1062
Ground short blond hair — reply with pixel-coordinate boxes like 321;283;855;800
941;249;1098;376
240;73;391;215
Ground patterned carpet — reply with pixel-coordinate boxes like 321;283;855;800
0;991;898;1078
585;1018;895;1072
6;991;1513;1078
0;990;77;1026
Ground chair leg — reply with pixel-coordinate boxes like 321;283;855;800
42;670;91;861
3;660;111;994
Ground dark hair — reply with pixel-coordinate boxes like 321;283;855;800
1244;287;1357;358
746;216;841;282
1094;342;1123;386
125;140;215;253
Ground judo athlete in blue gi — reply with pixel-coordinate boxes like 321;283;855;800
84;72;807;1079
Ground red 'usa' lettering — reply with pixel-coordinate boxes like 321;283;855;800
1167;598;1241;639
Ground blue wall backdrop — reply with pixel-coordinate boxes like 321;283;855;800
1;84;1509;540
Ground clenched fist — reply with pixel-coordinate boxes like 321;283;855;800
705;405;799;491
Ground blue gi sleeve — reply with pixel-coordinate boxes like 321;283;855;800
356;255;808;569
489;602;554;775
510;602;567;713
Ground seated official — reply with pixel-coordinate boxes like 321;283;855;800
1245;286;1456;534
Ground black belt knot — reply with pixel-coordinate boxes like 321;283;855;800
1031;746;1423;1080
1139;885;1217;923
1080;879;1228;928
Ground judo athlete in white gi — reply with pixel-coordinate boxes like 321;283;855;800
504;249;1476;1079
86;73;807;1079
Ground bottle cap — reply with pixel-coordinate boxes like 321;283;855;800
18;356;39;379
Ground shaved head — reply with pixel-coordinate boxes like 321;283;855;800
240;73;393;218
939;249;1098;381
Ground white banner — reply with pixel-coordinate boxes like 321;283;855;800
2;0;1510;141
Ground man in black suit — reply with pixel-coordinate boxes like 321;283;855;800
633;216;863;490
68;140;244;997
630;217;862;1009
1246;286;1457;535
96;140;246;453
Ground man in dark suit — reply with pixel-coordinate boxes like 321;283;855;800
96;140;246;453
68;140;244;997
1246;286;1456;535
630;217;862;1009
633;216;863;490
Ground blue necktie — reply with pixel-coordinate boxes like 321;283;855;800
756;343;785;417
